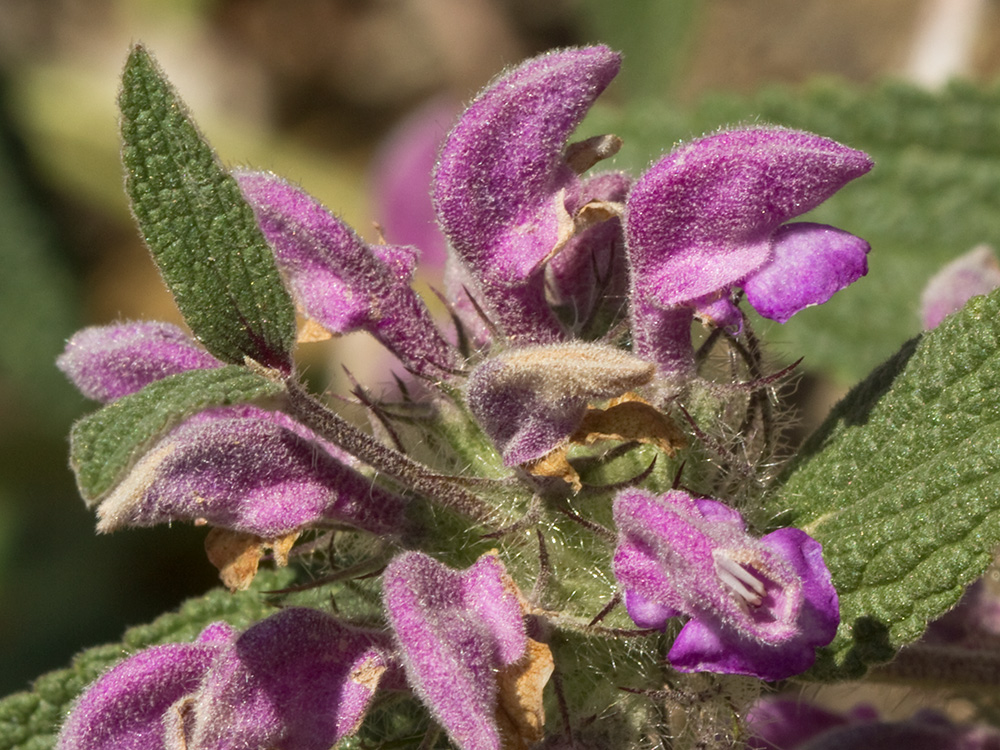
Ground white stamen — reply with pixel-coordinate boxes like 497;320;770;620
715;553;766;607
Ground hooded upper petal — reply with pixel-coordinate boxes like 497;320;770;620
433;45;622;342
95;405;407;538
465;342;654;465
236;170;459;377
55;623;234;750
57;322;223;403
383;551;526;750
613;489;838;680
624;128;872;373
625;128;873;308
186;608;393;750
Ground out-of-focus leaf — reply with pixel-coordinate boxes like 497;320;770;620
0;80;81;428
576;0;704;99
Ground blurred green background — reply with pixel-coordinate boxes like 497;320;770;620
3;0;999;696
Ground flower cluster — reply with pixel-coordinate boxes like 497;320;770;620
57;44;874;748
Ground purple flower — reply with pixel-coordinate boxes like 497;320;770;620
236;170;459;378
57;611;396;750
56;622;234;750
921;244;1000;329
96;404;407;539
747;699;1000;750
57;321;223;403
625;128;873;375
612;489;839;680
746;698;860;749
59;321;408;544
465;342;655;465
185;608;395;750
383;551;527;750
433;45;623;343
369;96;459;273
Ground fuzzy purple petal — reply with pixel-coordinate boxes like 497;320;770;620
625;128;872;372
433;46;621;342
57;322;223;403
236;170;458;376
624;588;683;630
626;129;873;307
188;608;392;750
743;223;870;323
613;489;838;680
96;405;406;538
383;551;526;750
55;623;233;750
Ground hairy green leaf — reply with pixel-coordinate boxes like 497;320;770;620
70;365;282;503
0;568;293;750
767;285;1000;680
118;45;296;370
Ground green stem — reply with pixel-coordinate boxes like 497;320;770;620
284;379;497;525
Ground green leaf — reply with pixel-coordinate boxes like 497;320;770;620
70;365;283;504
118;45;296;370
766;285;1000;680
0;568;293;750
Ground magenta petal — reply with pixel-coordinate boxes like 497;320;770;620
57;322;223;403
761;527;840;648
383;552;526;750
433;46;621;342
96;405;407;538
920;244;1000;329
746;698;851;750
55;623;232;750
626;129;873;307
624;588;682;630
694;295;743;333
743;223;870;323
188;608;392;750
236;170;458;377
369;97;458;271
